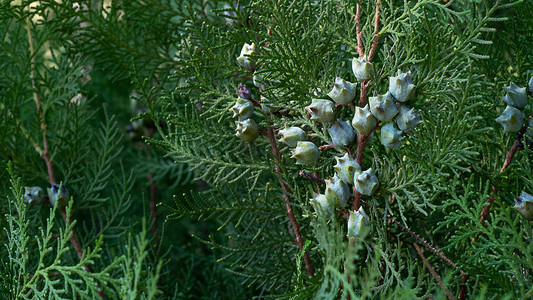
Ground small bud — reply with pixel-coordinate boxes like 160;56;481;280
310;193;334;218
291;141;320;165
327;77;357;105
328;119;356;148
236;43;256;70
514;192;533;221
347;207;369;238
253;73;267;90
389;70;416;103
237;83;252;100
126;119;143;141
235;119;259;143
352;55;373;82
47;183;70;208
278;126;306;147
333;153;361;185
260;95;279;114
496;105;524;133
223;1;238;26
24;186;45;205
305;99;335;123
502;82;527;110
352;104;377;135
369;92;399;122
354;168;379;196
395;105;422;135
381;123;404;149
325;174;350;207
230;98;254;120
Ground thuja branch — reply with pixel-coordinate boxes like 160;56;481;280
266;126;314;277
300;171;463;274
352;0;381;212
459;111;533;299
413;243;455;300
26;15;93;278
355;1;364;58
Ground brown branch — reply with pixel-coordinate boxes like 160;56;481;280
361;199;464;274
355;1;364;58
299;170;326;186
144;125;159;253
460;112;533;299
367;0;381;62
413;243;455;300
351;0;382;212
267;126;314;277
319;142;335;150
26;16;103;298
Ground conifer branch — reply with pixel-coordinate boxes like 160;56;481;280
352;0;382;212
367;0;381;62
25;13;99;295
300;172;463;274
355;1;364;58
145;128;159;253
413;243;455;300
266;126;314;277
459;111;533;299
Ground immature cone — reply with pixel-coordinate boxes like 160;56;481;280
395;105;422;135
328;77;357;104
381;122;404;149
236;43;256;70
291;141;320;165
389;70;416;103
230;98;254;120
24;186;45;205
352;104;377;136
47;183;70;208
369;92;399;122
529;77;533;94
514;191;533;221
333;153;361;185
223;1;238;26
310;194;334;218
352;55;373;82
495;105;524;133
278;126;306;147
325;174;350;207
305;99;335;123
502;82;527;110
347;207;369;238
253;73;266;90
260;95;279;114
354;168;379;196
235;119;259;143
328;119;356;148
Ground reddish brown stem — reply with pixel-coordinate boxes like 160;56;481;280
460;113;532;299
27;19;102;298
267;127;314;277
367;0;381;62
319;142;335;150
355;1;364;58
413;243;455;300
144;126;159;253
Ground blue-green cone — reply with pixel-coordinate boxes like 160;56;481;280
496;105;524;133
514;191;533;221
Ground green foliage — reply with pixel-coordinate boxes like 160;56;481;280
1;0;532;299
